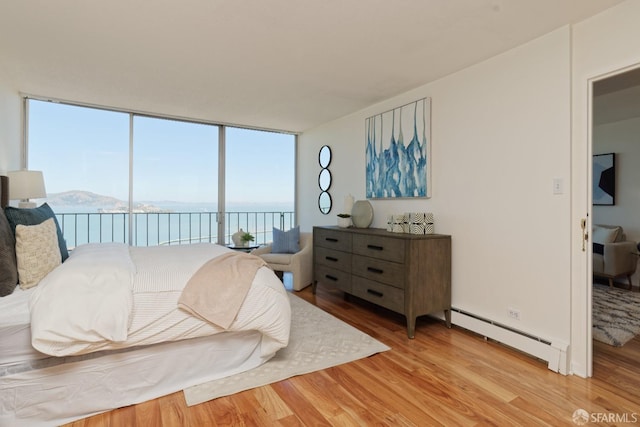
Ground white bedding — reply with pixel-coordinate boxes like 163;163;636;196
0;287;46;366
29;243;291;358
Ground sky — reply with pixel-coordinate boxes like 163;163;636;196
27;100;295;206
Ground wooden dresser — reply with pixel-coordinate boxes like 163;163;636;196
313;226;451;338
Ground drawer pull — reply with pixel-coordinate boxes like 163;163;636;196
367;289;383;298
367;244;384;251
324;274;338;282
325;256;338;262
367;267;384;274
326;237;338;242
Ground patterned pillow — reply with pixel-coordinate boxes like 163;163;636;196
5;203;69;261
272;226;300;254
15;218;62;289
0;209;18;296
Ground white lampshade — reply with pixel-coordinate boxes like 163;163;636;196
7;170;46;208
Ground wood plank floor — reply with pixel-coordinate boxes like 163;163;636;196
65;285;640;426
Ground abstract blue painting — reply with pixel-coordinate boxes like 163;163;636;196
366;97;431;198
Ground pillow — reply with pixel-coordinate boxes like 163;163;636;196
15;218;62;289
5;203;69;261
272;226;300;254
592;225;620;245
0;209;18;297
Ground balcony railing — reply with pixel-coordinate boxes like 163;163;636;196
56;211;295;249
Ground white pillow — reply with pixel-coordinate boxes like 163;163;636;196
592;225;620;245
15;218;62;289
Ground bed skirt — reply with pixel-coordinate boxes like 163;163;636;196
1;330;268;427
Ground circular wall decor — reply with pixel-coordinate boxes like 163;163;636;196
319;168;331;191
318;145;332;214
318;191;332;214
319;145;331;168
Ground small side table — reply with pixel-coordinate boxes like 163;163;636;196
227;244;260;253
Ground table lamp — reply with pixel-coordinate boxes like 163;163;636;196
7;170;46;208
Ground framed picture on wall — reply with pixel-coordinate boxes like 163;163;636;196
365;97;431;199
593;153;615;206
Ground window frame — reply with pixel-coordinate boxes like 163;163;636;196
21;95;298;246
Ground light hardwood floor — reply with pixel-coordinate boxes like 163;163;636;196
65;285;640;426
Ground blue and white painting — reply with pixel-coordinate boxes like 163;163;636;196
366;97;431;198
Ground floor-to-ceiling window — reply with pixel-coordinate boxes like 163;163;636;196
25;98;295;248
28;101;130;245
132;116;219;246
225;127;295;243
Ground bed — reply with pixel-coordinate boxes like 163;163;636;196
0;175;292;426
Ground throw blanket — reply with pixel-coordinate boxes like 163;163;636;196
178;252;267;329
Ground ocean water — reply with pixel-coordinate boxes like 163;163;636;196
52;202;294;248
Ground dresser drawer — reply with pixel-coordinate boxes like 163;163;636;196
352;234;404;263
314;265;352;293
315;227;352;252
315;247;352;272
352;276;404;313
352;254;405;289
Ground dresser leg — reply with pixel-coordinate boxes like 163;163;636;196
444;309;451;328
312;281;317;294
406;317;416;339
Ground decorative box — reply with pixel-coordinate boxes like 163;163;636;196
391;214;405;233
406;212;434;235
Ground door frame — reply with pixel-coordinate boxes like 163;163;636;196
572;62;640;377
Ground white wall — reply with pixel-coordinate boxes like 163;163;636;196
571;0;640;377
0;68;21;174
299;28;573;348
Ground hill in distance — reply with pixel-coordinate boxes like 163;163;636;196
46;190;172;213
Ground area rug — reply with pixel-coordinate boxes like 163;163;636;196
592;284;640;347
183;293;391;406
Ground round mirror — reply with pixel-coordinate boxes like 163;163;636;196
318;191;332;214
319;145;331;168
318;168;331;191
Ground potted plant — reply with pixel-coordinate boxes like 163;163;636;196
337;213;351;228
241;231;255;246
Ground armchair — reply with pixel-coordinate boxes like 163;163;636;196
252;232;313;291
592;224;637;288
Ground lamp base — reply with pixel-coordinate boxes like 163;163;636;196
18;201;37;209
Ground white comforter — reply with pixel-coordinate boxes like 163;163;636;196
29;243;291;358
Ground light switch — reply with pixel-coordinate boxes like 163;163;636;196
553;178;563;195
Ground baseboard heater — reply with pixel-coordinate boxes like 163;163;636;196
450;307;569;374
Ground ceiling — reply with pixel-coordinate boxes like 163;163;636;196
0;0;623;133
593;67;640;125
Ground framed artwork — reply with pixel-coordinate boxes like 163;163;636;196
593;153;615;206
365;97;431;199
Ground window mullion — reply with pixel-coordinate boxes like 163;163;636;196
128;113;134;245
217;126;226;245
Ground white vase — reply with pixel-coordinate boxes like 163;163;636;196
232;229;244;246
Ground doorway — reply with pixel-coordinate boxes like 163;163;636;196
590;65;640;371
